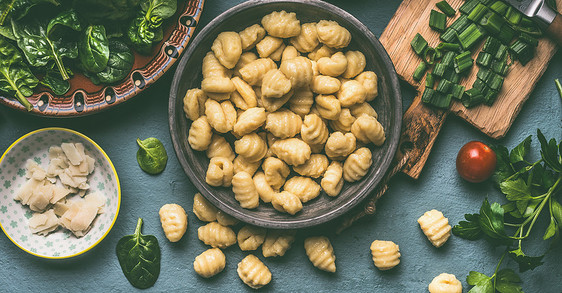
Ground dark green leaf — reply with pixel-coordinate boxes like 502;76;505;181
508;248;544;272
502;202;516;213
497;270;523;293
136;137;167;174
543;216;558;240
521;199;541;218
95;39;133;84
497;269;521;283
79;25;109;73
552;200;562;227
479;199;511;243
468;277;494;293
453;213;482;240
73;0;141;23
537;129;561;172
127;0;176;54
40;65;69;95
509;135;531;163
116;218;160;289
140;0;177;19
47;9;81;36
492;144;513;186
515;199;528;215
0;36;38;110
0;24;15;40
500;179;532;201
467;271;490;285
0;0;58;26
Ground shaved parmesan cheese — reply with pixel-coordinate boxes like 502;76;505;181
61;143;83;166
29;210;59;236
53;201;70;217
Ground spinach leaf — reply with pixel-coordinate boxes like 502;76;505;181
126;0;176;54
136;137;167;174
73;0;141;23
0;24;15;40
79;25;109;73
0;36;38;111
11;17;77;80
47;9;81;36
140;0;176;19
40;64;69;95
94;39;133;84
116;218;160;289
0;0;59;26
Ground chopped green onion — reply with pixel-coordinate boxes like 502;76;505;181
519;33;539;47
426;73;435;88
484;89;499;105
450;15;471;32
489;1;508;15
424;47;437;64
436;42;461;52
454;51;474;73
555;79;562;101
422;88;435;103
413;61;428;82
431;93;453;108
447;70;461;83
467;3;489;22
460;0;480;15
482;36;501;54
477;67;491;81
441;51;456;67
517;17;542;36
451;84;465;100
476;52;492;67
435;49;444;60
440;28;458;42
436;1;456;16
436;79;453;93
495;44;507;60
497;24;516;44
458;24;486;50
505;7;522;25
432;63;447;77
491;59;509;76
411;33;428;55
430;10;448;32
462;88;485;107
509;40;533;65
488;73;504;90
480;12;504;35
472;78;487;92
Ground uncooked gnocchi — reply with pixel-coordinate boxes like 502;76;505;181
370;240;401;270
159;204;188;242
237;254;272;289
198;222;237;249
418;209;452;248
193;248;226;278
428;273;462;293
304;236;336;273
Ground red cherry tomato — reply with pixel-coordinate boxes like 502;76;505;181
456;141;497;183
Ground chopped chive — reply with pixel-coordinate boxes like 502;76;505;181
450;15;471;32
505;7;522;25
432;92;453;108
458;24;486;50
413;61;428;82
476;52;492;67
488;74;504;90
426;73;435;88
432;63;447;77
477;67;491;81
497;24;516;44
454;51;474;74
484;89;499;105
482;36;501;54
441;51;456;67
451;84;465;99
411;33;428;55
436;42;461;52
509;39;533;65
436;79;453;93
555;79;562;101
495;44;507;60
440;28;458;42
472;78;487;92
491;59;509;76
435;49;444;60
424;47;437;65
479;0;495;5
430;10;448;32
462;88;485;107
519;33;539;47
467;3;489;22
489;1;508;15
436;1;456;16
422;88;436;103
447;70;461;83
480;12;504;35
460;0;480;15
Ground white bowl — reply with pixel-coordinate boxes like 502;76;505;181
0;128;120;259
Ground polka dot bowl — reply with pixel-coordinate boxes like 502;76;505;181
0;128;120;259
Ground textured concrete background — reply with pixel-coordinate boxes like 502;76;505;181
0;0;561;292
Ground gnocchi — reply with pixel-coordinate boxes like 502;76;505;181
370;240;401;270
428;273;462;293
237;254;272;289
198;222;237;249
418;210;452;248
159;203;188;242
193;248;226;278
304;236;336;273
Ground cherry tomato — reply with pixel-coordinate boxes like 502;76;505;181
456;141;497;183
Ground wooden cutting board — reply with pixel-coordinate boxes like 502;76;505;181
379;0;561;179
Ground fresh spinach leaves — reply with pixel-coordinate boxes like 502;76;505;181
126;0;176;54
79;25;109;73
0;37;38;111
116;218;161;289
0;0;59;26
94;39;133;84
40;64;70;95
136;137;168;174
73;0;141;23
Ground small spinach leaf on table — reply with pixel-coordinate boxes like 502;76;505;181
79;25;110;73
136;137;167;174
116;218;160;289
0;37;38;111
94;39;133;84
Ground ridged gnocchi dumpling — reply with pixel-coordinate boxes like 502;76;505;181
342;51;366;78
239;24;266;51
288;88;314;117
216;210;239;226
280;56;313;88
349;102;378;119
308;44;336;61
234;133;268;163
183;88;207;121
159;203;188;242
253;171;277;203
260;89;294;113
261;69;292;99
233;107;266;136
321;161;344;197
237;254;272;289
261;10;301;38
290;22;319;53
262;157;290;190
239;58;277;86
343;147;372;182
418;210;452;248
370;240;401;270
256;36;284;58
211;31;242;69
281;45;300;62
428;273;462;293
337;80;367;107
205;99;237;133
301;114;329;146
316;20;351;49
237;225;267;251
351;114;385;146
355;71;378;101
193;192;218;222
262;230;296;257
233;155;261;177
284;176;321;203
206;134;235;161
325;132;356;160
315;94;341;120
304;236;336;273
202;51;229;79
293;154;329;178
265;109;302;138
206;157;234;187
232;171;260;209
311;75;341;94
329;108;356;133
193;248;226;278
198;222;237;249
317;52;347;77
272;191;303;215
270;138;311;166
188;116;213;151
233;52;258;77
231;77;258;110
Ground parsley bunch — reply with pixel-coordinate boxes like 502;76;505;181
453;130;562;293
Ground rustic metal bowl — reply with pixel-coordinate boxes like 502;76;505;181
169;0;402;229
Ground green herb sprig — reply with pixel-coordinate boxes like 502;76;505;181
453;130;562;292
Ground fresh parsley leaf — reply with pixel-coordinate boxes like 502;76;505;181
467;271;490;285
543;216;558;240
453;213;482;240
496;269;523;293
537;129;561;172
552;200;562;226
468;278;494;293
500;179;532;201
492;145;514;186
508;248;544;272
515;199;528;215
479;199;511;244
509;135;532;163
497;269;521;283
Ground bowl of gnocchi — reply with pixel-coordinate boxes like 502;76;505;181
169;0;402;229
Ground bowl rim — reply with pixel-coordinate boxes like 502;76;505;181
0;127;121;259
169;0;402;229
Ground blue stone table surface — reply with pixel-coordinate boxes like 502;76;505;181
0;1;561;292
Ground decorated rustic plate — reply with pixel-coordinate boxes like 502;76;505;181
0;0;204;117
0;128;120;259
